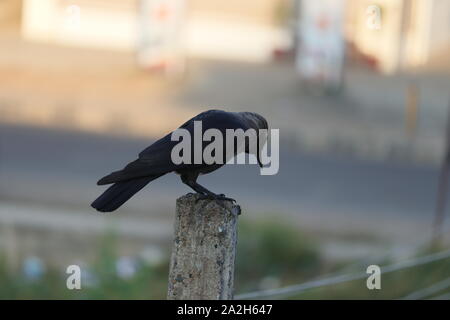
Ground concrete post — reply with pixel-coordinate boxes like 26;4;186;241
167;193;240;300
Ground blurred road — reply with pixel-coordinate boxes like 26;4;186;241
1;124;448;248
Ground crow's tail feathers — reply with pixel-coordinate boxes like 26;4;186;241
91;175;162;212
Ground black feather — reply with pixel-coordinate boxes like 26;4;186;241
91;175;162;212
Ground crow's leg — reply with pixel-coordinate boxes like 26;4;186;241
180;173;235;203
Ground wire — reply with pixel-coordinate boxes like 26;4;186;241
401;276;450;300
235;248;450;299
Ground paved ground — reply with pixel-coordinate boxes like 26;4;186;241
1;31;449;165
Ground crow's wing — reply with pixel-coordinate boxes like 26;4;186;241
97;131;184;185
97;110;247;185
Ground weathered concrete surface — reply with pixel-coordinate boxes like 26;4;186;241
167;193;240;300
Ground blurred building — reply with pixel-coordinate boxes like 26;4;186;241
20;0;291;63
345;0;450;73
186;0;291;62
5;0;450;71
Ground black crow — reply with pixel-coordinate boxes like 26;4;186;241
91;109;268;212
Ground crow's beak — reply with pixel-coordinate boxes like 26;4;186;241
258;157;263;168
257;132;266;168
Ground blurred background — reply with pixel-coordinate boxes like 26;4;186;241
1;0;450;299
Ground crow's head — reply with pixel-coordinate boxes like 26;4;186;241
239;112;268;132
